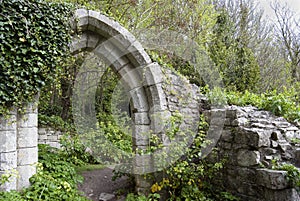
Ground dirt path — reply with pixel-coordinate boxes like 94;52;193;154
78;167;134;201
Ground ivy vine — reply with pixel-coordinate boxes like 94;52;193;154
0;0;73;114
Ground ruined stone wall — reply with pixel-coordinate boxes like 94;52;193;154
0;101;38;191
205;105;300;201
161;69;300;201
38;127;63;149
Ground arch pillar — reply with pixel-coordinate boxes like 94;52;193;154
71;9;168;193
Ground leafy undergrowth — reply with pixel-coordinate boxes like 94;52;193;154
208;87;300;124
0;145;90;201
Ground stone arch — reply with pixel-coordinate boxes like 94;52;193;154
70;9;168;193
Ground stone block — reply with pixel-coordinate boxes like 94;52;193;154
263;188;300;201
232;117;249;126
17;147;38;166
278;140;292;152
18;127;37;148
293;148;300;168
220;129;234;142
47;135;58;141
134;154;152;167
126;40;152;67
150;111;171;134
70;33;88;54
89;10;136;48
38;134;47;140
285;131;295;140
237;150;260;167
129;87;149;112
118;64;144;90
237;182;260;196
0;151;17;170
133;125;150;140
38;128;46;135
86;32;100;51
0;130;16;152
0;114;17;131
18;113;37;128
256;168;289;190
111;55;130;72
208;109;226;126
74;9;89;31
133;112;150;125
46;142;61;149
236;128;271;148
17;165;36;190
143;63;163;86
97;40;127;67
146;84;168;112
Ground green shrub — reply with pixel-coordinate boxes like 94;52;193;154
226;88;300;123
0;145;88;201
147;115;238;201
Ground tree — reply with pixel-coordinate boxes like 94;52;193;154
210;0;264;91
272;1;300;83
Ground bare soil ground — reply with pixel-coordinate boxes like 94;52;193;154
78;167;134;201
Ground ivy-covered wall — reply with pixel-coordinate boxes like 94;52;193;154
0;0;72;115
0;0;72;192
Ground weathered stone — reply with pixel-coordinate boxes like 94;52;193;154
293;148;300;167
263;188;300;201
99;193;116;201
135;175;153;188
74;9;88;31
232;117;249;126
284;131;295;140
18;127;37;148
0;115;16;131
235;128;271;148
264;148;278;155
17;147;38;166
146;84;168;112
271;140;279;148
18;113;37;128
237;150;260;167
0;151;17;171
143;63;163;86
257;169;289;190
129;87;149;112
0;130;16;152
118;64;144;90
133;112;150;125
278;140;292;152
17;165;36;190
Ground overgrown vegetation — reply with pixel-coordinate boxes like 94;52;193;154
271;160;300;191
0;0;73;115
0;145;89;201
142;115;239;201
1;0;300;200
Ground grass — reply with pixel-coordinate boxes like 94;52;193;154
75;164;105;173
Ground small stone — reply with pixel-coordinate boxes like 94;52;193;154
99;193;115;201
271;140;278;148
237;150;260;167
265;155;273;160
